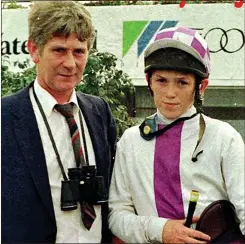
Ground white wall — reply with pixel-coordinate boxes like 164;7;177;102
2;4;244;86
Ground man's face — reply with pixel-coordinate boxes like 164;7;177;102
28;33;88;99
150;70;196;119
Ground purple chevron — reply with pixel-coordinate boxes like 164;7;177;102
191;37;206;58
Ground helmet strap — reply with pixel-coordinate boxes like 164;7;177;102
146;71;154;96
194;76;204;113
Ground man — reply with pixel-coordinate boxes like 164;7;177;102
2;2;117;243
109;26;244;243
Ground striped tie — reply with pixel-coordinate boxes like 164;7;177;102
81;201;97;230
55;103;96;230
55;103;84;167
55;103;83;167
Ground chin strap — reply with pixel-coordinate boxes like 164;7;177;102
191;114;206;162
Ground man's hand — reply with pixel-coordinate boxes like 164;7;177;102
162;216;211;243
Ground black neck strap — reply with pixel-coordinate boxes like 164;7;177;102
139;112;206;162
32;84;90;180
139;112;199;140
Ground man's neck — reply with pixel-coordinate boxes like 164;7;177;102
37;81;72;104
157;106;197;125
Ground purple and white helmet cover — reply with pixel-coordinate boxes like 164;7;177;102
144;26;211;76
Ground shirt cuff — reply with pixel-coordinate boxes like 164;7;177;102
148;217;168;242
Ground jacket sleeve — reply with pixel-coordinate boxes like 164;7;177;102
221;126;245;234
108;137;167;243
102;97;117;182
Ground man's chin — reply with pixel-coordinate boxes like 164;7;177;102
55;80;79;90
161;110;181;120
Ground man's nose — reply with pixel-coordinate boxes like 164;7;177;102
165;83;177;98
63;51;76;69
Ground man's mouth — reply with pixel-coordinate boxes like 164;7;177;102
59;74;75;77
164;102;179;106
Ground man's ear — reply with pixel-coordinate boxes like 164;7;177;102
27;40;40;64
200;78;209;95
145;73;149;81
145;72;154;96
145;73;152;86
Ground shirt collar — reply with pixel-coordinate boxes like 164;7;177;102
156;105;197;125
34;79;80;117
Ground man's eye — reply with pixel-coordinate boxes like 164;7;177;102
54;48;65;53
179;79;188;85
74;49;85;55
158;78;167;83
73;48;84;54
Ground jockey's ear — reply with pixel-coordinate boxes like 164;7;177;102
145;73;149;83
200;79;209;95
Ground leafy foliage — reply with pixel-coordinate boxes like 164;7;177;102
83;0;235;6
1;56;34;95
1;0;26;9
78;49;136;137
2;0;234;9
1;50;136;139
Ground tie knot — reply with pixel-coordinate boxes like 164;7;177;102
55;103;74;118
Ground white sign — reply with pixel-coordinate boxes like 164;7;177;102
2;4;244;86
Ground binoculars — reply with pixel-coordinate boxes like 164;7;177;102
60;166;107;211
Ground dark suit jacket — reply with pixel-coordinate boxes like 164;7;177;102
2;82;117;243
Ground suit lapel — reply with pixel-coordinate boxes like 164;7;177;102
12;84;56;225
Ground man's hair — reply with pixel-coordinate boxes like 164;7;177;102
28;1;95;51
